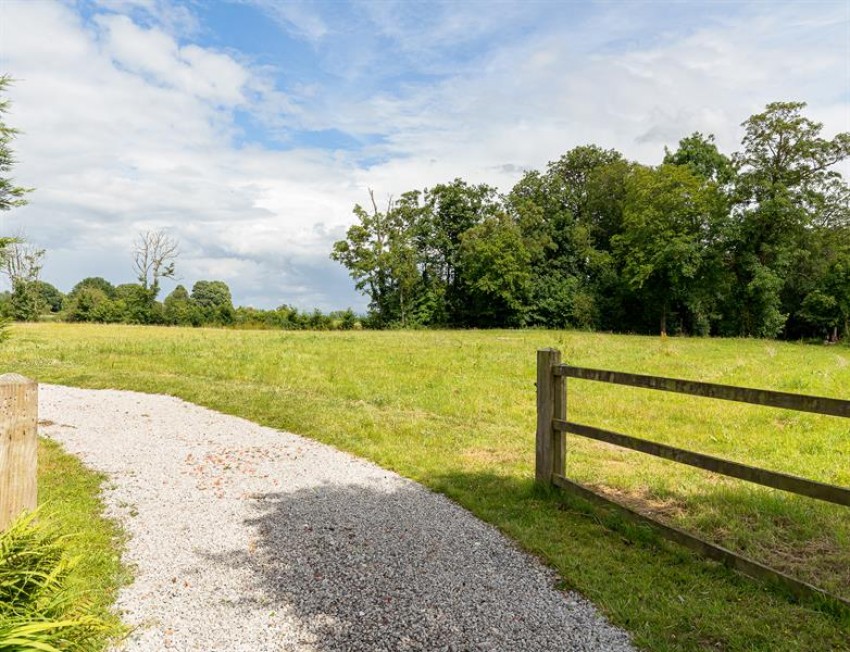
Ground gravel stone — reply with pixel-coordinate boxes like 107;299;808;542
39;384;635;652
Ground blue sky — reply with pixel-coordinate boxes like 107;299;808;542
0;0;848;310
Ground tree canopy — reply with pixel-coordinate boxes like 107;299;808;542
333;102;850;338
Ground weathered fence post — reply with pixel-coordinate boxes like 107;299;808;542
0;374;38;531
536;348;565;484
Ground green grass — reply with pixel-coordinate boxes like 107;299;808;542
35;435;128;648
4;323;850;651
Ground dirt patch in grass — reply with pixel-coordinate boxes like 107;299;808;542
588;483;690;521
461;446;522;467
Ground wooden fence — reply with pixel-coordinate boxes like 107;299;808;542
535;348;850;609
0;374;38;531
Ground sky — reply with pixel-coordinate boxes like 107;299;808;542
0;0;848;311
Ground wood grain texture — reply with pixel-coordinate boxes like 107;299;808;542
555;419;850;506
0;374;38;531
535;349;560;484
556;365;850;418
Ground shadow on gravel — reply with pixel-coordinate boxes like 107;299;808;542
208;480;633;652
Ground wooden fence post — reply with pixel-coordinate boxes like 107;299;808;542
0;374;38;531
536;348;564;484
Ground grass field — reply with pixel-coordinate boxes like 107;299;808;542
5;323;850;651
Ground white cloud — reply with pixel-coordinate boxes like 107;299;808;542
0;0;359;309
95;14;250;105
239;0;329;42
91;0;200;35
0;0;847;312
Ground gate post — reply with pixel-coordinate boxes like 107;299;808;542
0;374;38;531
536;349;564;484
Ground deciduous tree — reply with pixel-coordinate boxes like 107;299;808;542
133;230;178;296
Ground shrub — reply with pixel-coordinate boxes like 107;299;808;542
0;511;118;651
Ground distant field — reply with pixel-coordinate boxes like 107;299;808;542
5;323;850;651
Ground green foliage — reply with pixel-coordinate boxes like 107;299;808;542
190;280;234;325
0;512;117;651
331;190;425;326
725;102;850;337
9;280;46;322
0;76;32;343
663;132;735;184
333;180;518;327
62;288;118;323
458;214;531;326
163;285;199;326
114;284;161;325
613;164;729;334
32;281;63;313
331;102;850;339
69;278;115;300
0;75;32;213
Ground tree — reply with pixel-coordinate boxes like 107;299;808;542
129;230;177;324
729;101;850;337
32;281;63;313
0;75;31;219
191;280;234;325
2;240;46;321
663;132;735;185
112;283;160;324
457;214;531;326
164;285;199;326
69;277;116;299
332;190;420;326
419;179;502;324
0;76;33;336
63;287;119;323
133;230;178;296
613;164;728;335
507;146;631;329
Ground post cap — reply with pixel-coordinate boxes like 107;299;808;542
0;373;35;385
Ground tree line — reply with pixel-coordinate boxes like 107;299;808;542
0;248;362;331
332;102;850;339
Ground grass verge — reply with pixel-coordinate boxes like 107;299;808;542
3;323;849;651
34;436;128;648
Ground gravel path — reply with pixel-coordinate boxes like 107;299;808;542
39;384;634;652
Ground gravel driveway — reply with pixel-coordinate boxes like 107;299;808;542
39;384;634;652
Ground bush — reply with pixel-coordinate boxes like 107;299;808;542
0;511;119;651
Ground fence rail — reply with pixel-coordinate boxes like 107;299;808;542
535;348;850;609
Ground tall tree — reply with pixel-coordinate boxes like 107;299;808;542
663;132;735;185
0;76;33;334
69;276;116;299
613;164;728;335
730;101;850;337
458;214;531;326
0;75;31;220
508;146;630;329
419;179;503;325
332;190;399;325
2;240;46;321
332;190;423;326
164;285;197;326
133;230;178;296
